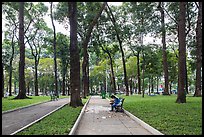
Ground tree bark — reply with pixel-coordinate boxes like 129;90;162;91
142;51;145;98
136;52;141;94
194;2;202;97
8;28;16;96
82;2;106;99
158;2;169;95
62;75;66;96
101;46;116;95
130;78;133;95
2;63;4;98
50;2;58;97
25;35;40;96
176;2;187;103
14;2;29;99
106;3;129;96
34;58;39;96
69;2;83;107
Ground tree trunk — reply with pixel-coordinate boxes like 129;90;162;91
8;29;15;96
25;34;40;97
148;77;151;95
82;2;106;99
194;2;202;97
151;77;154;93
137;52;141;94
69;2;83;107
130;78;133;95
185;62;188;94
157;76;159;94
2;63;4;98
158;2;169;95
14;2;28;99
34;59;39;96
101;47;116;95
169;82;172;94
50;2;58;97
176;2;187;103
106;4;129;96
87;57;90;96
62;75;66;96
142;52;145;98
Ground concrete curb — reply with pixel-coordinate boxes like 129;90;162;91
68;96;91;135
2;100;50;114
124;110;164;135
2;97;69;114
10;102;68;135
106;97;164;135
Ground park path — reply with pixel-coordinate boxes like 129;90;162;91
2;98;69;135
74;96;156;135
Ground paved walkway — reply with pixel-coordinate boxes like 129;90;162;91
74;96;156;135
2;98;69;135
2;96;163;135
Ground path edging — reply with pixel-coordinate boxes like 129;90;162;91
124;109;164;135
106;97;164;135
2;100;50;114
68;96;91;135
10;102;68;135
2;97;68;114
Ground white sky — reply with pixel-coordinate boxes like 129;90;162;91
44;2;160;45
44;2;123;36
2;2;161;45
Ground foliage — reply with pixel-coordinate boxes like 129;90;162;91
2;2;201;101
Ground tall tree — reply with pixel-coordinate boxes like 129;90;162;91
158;2;169;95
8;28;16;96
176;2;187;103
24;2;48;96
194;2;202;97
69;2;83;107
129;45;142;94
50;2;58;97
2;63;4;97
14;2;28;99
105;3;129;96
56;33;70;96
101;45;117;95
81;2;106;98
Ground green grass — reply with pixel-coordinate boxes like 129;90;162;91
116;94;202;135
16;98;88;135
2;95;69;112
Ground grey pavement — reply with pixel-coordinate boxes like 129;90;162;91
74;96;162;135
2;98;69;135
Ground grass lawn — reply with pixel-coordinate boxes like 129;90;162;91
16;98;88;135
116;94;202;135
2;95;69;112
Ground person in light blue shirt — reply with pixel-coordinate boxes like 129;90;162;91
110;95;121;111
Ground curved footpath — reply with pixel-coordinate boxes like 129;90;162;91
71;95;164;135
2;98;69;135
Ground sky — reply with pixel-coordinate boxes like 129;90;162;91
44;2;123;36
44;2;160;45
2;2;123;40
2;2;161;45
